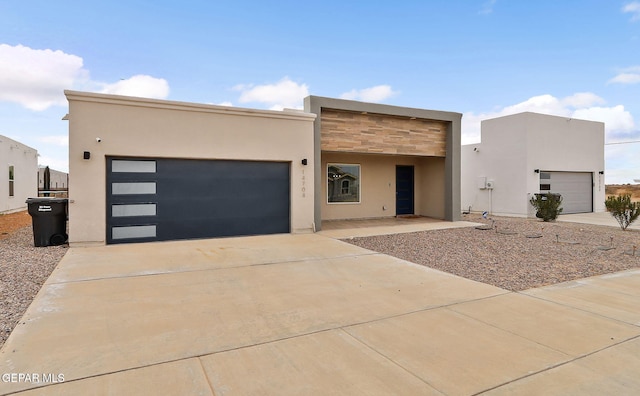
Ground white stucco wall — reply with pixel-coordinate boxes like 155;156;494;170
461;123;528;216
0;135;38;213
523;113;605;213
461;112;605;216
66;91;316;246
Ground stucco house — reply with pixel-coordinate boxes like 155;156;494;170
0;135;38;214
65;91;461;246
461;112;605;217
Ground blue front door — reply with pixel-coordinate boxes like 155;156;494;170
396;165;414;215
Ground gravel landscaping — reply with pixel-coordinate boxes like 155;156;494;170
345;214;640;292
0;213;68;349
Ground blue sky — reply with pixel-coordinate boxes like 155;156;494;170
1;1;639;183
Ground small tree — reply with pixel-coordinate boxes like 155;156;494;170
530;193;563;222
605;194;640;231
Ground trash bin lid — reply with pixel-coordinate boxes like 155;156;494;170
25;197;69;204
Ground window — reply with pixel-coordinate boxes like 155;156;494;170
112;182;156;195
327;163;360;203
8;165;14;197
341;180;350;194
112;160;156;173
540;172;551;191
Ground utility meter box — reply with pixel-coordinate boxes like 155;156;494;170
477;177;487;190
486;180;495;189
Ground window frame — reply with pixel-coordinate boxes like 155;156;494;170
327;163;361;204
8;165;14;197
341;180;350;194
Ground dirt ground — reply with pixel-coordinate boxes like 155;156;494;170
0;211;32;239
606;184;640;202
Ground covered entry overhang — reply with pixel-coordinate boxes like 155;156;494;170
304;96;462;230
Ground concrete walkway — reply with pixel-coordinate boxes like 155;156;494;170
558;211;640;231
319;217;481;238
1;230;640;394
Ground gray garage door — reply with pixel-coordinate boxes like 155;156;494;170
106;157;290;244
539;171;593;214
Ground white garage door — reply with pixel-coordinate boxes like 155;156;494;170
539;172;593;214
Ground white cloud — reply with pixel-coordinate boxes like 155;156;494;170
623;1;640;21
561;92;605;108
0;44;172;110
0;44;88;111
217;101;233;107
235;77;309;110
99;74;169;99
37;135;68;147
37;155;69;173
462;93;635;144
572;105;635;132
608;66;640;84
339;85;397;103
479;0;497;15
609;73;640;84
605;143;640;184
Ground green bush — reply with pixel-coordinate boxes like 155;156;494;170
530;193;563;222
605;194;640;231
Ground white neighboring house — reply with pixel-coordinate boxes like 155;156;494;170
0;135;38;214
461;112;605;217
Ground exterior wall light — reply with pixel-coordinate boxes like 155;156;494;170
534;169;540;173
301;158;308;165
599;171;604;174
83;151;91;160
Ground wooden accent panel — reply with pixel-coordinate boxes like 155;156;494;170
320;109;447;157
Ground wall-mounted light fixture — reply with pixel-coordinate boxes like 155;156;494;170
301;158;308;165
83;151;91;160
599;171;604;175
534;169;540;173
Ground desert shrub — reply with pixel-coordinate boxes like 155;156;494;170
530;193;563;222
605;194;640;231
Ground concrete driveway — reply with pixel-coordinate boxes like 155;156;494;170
2;230;640;395
558;211;640;231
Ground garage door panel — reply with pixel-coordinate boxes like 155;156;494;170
159;182;288;201
546;172;592;214
160;193;288;216
161;201;289;223
107;157;290;244
160;216;288;239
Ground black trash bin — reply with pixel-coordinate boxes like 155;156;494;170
26;198;68;247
